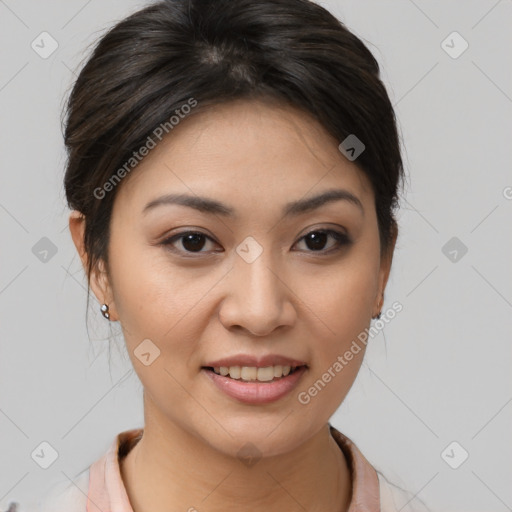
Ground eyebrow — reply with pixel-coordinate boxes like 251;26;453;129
142;188;364;218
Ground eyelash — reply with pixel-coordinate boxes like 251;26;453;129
160;228;351;257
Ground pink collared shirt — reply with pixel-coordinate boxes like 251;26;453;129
39;425;430;511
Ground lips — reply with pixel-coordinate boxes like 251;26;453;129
201;354;308;403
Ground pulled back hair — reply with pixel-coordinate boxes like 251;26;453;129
63;0;404;302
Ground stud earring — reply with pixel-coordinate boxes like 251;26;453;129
100;303;110;320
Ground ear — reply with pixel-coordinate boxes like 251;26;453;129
373;221;398;317
68;210;118;321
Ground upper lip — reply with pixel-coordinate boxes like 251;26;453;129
203;354;307;368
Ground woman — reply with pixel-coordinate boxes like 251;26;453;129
40;0;431;510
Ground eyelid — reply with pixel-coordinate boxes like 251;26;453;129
297;223;350;239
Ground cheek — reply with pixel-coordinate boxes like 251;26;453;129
309;254;379;344
295;249;378;407
296;285;370;420
108;240;207;355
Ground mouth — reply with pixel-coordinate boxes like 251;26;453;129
201;364;308;404
202;364;307;383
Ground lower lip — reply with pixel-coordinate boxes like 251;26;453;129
202;366;307;404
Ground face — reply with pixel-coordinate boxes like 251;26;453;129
71;98;395;459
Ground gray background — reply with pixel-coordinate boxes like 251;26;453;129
1;1;511;510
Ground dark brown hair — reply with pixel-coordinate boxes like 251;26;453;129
63;0;404;308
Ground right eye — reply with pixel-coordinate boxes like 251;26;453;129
160;231;222;256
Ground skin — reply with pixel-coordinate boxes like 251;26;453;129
69;98;396;512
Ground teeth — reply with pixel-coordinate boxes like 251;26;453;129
241;366;257;381
211;365;300;381
257;367;275;381
229;366;241;379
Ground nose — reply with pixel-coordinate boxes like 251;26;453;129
218;249;296;337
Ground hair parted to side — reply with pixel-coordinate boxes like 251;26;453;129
63;0;405;315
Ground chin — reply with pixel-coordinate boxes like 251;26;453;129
204;415;317;459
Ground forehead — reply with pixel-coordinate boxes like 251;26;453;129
114;98;372;216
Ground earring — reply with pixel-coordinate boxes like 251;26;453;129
100;303;110;320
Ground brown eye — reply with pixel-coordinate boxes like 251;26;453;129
161;231;220;255
295;229;351;253
180;233;207;252
160;228;351;257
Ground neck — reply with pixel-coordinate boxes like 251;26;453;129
120;406;352;512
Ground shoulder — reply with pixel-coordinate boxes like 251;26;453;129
377;471;432;512
38;469;89;512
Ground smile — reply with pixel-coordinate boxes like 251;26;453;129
202;365;308;404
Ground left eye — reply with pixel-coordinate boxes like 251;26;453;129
161;229;350;255
294;229;351;252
